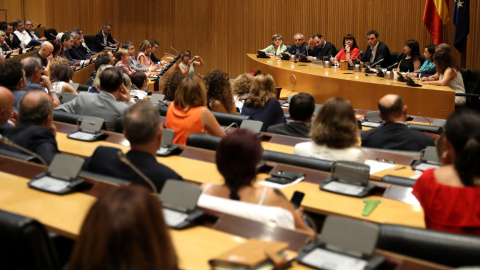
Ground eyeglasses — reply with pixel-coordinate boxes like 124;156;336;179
294;39;304;41
25;24;33;26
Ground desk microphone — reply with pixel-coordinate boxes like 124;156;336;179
0;135;48;168
170;46;180;54
417;113;432;126
223;122;239;132
284;89;295;99
30;19;42;28
387;62;399;70
370;58;384;67
117;151;157;193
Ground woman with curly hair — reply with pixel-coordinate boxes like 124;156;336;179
163;71;186;101
232;73;253;112
204;69;237;114
294;97;364;162
240;74;286;131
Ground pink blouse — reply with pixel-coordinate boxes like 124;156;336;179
137;52;152;66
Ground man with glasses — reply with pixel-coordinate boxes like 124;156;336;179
12;19;41;48
287;33;308;56
24;20;47;42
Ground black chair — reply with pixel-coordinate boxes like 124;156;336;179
408;123;443;134
381;175;416;187
186;133;222;151
114;117;124;133
456;69;480;112
262;150;334;172
0;209;61;270
378;224;480;267
156;105;168;116
53;111;86;125
44;28;58;41
390;52;404;64
84;35;96;52
0;148;36;162
211;111;251;127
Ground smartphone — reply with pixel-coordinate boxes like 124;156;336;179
290;191;305;208
191;56;197;62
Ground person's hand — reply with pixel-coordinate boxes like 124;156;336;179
308;38;314;47
421;76;429;82
8;111;18;127
47;54;53;62
118;84;132;102
39;75;53;90
266;53;274;56
40;37;47;41
160;60;167;66
306;56;314;61
345;45;350;53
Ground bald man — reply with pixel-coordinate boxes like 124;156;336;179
0;87;14;134
361;94;435;151
1;90;59;164
33;41;54;72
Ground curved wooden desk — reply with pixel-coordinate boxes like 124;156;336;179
246;54;454;119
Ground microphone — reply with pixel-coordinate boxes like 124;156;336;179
164;52;175;57
170;46;180;54
417;113;432;126
284;89;295;99
117;151;158;193
369;58;384;67
0;134;47;168
30;19;41;28
223;122;239;132
387;62;399;69
49;33;57;39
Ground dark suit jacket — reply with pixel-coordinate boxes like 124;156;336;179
151;53;161;63
287;42;308;55
1;125;60;165
61;50;76;66
360;41;391;68
83;146;183;192
6;35;21;49
361;122;435;151
93;30;115;52
308;41;337;60
267;122;310;138
68;45;89;60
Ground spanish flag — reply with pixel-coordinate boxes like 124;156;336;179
423;0;450;45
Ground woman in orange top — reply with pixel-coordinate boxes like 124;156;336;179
165;75;226;145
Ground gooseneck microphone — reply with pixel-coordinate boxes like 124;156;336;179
117;151;158;193
284;89;296;99
370;58;384;67
170;46;180;54
223;122;239;132
417;113;432;126
0;135;48;168
387;62;399;69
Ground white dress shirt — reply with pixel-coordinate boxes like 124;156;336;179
14;30;32;46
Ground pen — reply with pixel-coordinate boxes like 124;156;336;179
394;166;407;171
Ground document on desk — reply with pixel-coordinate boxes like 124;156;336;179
259;177;304;189
163;208;188;227
364;160;396;175
300;248;367;270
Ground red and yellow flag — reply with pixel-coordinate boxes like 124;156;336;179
423;0;450;45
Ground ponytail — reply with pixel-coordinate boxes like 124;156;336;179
455;137;480;186
227;176;242;200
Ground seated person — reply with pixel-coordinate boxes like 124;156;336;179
163;71;185;101
306;34;336;61
32;42;54;74
0;86;14;134
232;73;253;112
21;57;61;106
165;75;225;145
241;74;286;132
331;34;360;65
83;101;182;192
268;93;314;138
178;50;204;75
408;44;436;78
204;69;237;114
86;54;111;85
87;64;113;93
286;33;307;56
137;40;159;69
12;19;41;48
361;94;435;151
50;63;77;95
202;129;314;234
115;48;136;75
69;186;178;270
412;109;480;235
130;71;148;91
360;30;391;68
68;30;92;62
397;40;421;72
92;24;120;52
122;41;152;73
0;60;26;108
55;67;135;131
2;90;59;164
294;97;364;162
260;34;287;56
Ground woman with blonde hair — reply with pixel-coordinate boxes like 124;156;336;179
260;34;287;56
165;75;225;145
115;48;136;75
241;74;285;131
294;97;364;162
232;73;253;112
137;40;159;69
88;64;113;93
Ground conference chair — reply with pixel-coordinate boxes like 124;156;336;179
60;93;77;104
44;28;58;41
53;111;107;130
211;111;251;127
156;104;168;116
377;224;480;268
83;35;96;52
186;133;222;151
0;148;36;162
381;175;416;187
0;209;61;270
390;52;405;64
456;69;480;112
262;150;333;172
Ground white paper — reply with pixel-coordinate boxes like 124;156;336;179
258;177;304;189
322;181;365;196
163;208;188;227
30;176;69;193
301;248;367;270
68;131;96;141
364;160;397;175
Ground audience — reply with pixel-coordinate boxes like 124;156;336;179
122;41;151;73
115;48;136;75
12;19;40;48
412;109;480;235
1;90;59;164
60;32;77;66
55;67;135;131
88;64;113;93
178;50;204;75
361;94;435;151
201;129;314;234
232;73;253;112
50;39;63;59
294;97;364;162
50;63;77;95
241;74;286;132
1;22;21;49
129;71;148;91
93;24;120;52
268;93;314;138
0;60;26;107
32;41;53;73
86;54;111;85
69;186;178;270
137;40;158;69
165;75;225;145
163;71;186;101
83;101;182;192
0;87;14;134
24;20;46;42
68;30;91;63
21;57;61;106
204;69;237;114
149;39;166;65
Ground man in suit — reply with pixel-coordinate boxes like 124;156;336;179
24;20;47;42
68;30;91;63
287;33;308;56
21;57;61;106
93;24;120;52
361;94;435;151
267;93;314;138
122;41;150;72
0;87;14;134
55;67;135;131
360;30;391;68
306;34;337;61
1;22;22;50
12;19;41;48
83;101;183;193
0;60;26;108
1;90;59;165
60;32;78;66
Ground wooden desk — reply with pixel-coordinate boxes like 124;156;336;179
246;54;454;119
5;49;39;62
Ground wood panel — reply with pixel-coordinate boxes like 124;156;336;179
5;0;480;78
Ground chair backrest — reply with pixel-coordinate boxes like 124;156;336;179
84;35;96;51
197;194;295;230
381;175;416;187
378;224;480;267
60;93;78;104
53;111;107;130
186;133;222;151
156;104;168;116
44;28;57;41
0;209;61;270
390;52;405;64
262;150;334;172
211;111;251;127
